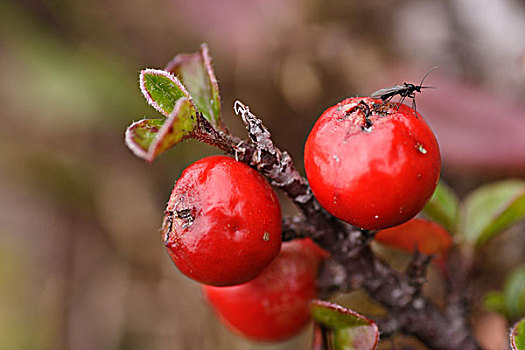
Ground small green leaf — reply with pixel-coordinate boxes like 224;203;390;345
423;181;460;232
165;43;221;126
140;69;192;117
460;180;525;247
311;300;379;350
334;326;379;350
125;98;196;162
511;318;525;350
125;118;163;155
312;300;371;329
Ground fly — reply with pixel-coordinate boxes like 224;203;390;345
371;66;438;116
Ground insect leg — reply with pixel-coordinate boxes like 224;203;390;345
412;97;418;118
396;94;407;111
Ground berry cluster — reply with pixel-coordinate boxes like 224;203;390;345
127;47;525;349
161;97;441;341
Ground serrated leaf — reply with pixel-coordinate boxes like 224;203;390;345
423;181;460;232
139;69;192;117
511;318;525;350
460;180;525;247
125;98;196;162
311;300;379;350
165;43;221;126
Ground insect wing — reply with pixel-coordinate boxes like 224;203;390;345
371;85;406;99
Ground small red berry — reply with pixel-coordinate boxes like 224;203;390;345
162;155;282;286
304;97;441;230
202;239;325;342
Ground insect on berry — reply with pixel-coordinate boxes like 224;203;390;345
304;97;441;230
370;66;438;115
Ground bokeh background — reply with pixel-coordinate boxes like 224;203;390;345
1;0;525;349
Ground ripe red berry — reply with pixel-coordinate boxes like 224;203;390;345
202;238;325;342
304;97;441;230
162;155;282;286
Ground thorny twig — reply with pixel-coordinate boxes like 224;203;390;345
194;100;480;350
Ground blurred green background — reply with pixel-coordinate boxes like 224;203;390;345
1;0;525;349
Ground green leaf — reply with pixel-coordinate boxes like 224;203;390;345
334;326;380;350
484;266;525;321
312;300;371;329
311;300;379;350
422;180;460;232
165;43;221;126
125;98;196;162
505;267;525;321
484;291;507;315
140;69;192;117
511;318;525;350
460;180;525;247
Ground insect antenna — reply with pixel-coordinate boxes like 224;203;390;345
408;66;438;116
417;65;439;89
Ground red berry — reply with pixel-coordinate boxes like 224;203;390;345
304;97;441;230
162;155;282;286
202;239;325;342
